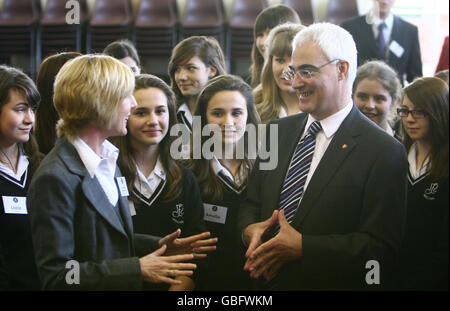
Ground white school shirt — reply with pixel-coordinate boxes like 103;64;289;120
134;156;166;199
407;142;430;180
300;101;353;193
72;137;119;207
0;152;29;183
211;156;248;187
177;103;193;127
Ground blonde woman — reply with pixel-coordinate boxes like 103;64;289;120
27;55;197;290
254;23;305;124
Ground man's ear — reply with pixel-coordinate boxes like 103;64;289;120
337;61;349;81
209;66;218;78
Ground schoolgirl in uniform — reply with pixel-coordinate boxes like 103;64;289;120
168;36;226;132
250;5;300;88
0;65;41;290
254;23;304;124
396;77;448;290
186;75;261;290
112;74;216;291
353;60;402;140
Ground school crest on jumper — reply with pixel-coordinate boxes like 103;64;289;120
172;203;184;224
424;182;439;200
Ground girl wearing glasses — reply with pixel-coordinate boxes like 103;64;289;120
0;65;41;290
352;61;402;140
185;75;260;290
396;77;448;290
254;23;305;124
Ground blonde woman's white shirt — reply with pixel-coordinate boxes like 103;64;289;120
72;137;119;207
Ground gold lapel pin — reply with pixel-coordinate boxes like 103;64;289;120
342;144;348;149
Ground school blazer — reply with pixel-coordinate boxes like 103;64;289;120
238;105;408;290
341;15;422;83
28;138;160;290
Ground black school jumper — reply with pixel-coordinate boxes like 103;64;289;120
131;166;207;290
0;164;40;290
199;172;252;291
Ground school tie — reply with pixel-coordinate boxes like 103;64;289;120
377;22;387;57
273;121;322;235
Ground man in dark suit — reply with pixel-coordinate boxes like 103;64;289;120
238;23;408;290
341;0;422;84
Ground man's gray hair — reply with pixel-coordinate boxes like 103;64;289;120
292;23;358;89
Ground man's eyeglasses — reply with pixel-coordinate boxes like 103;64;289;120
397;108;428;119
283;59;340;81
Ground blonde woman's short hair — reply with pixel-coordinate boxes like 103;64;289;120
53;54;135;140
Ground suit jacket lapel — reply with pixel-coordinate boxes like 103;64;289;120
58;138;129;238
362;15;381;58
115;168;135;245
263;114;307;220
291;106;361;228
388;16;402;65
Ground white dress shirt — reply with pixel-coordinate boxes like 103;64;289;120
0;152;29;188
72;137;119;207
385;124;395;137
301;101;353;193
133;156;166;199
372;13;394;45
211;156;248;187
407;143;430;180
0;152;28;180
177;103;193;127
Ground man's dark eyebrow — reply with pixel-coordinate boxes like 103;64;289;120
297;64;318;70
289;64;318;71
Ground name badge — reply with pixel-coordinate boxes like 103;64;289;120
389;40;405;58
116;177;129;197
203;203;228;224
2;196;27;214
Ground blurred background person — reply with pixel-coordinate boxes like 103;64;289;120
35;52;82;154
250;4;300;88
104;39;141;75
435;36;449;73
341;0;422;84
168;36;226;132
254;23;305;124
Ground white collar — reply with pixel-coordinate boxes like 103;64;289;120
211;156;248;187
134;156;166;199
279;106;288;118
408;143;430;179
0;151;29;181
136;156;166;183
385;124;395;137
177;103;193;125
72;137;119;178
381;13;394;30
304;101;353;139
